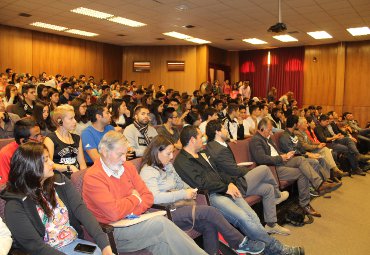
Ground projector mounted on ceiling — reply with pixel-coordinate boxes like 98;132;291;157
268;0;287;33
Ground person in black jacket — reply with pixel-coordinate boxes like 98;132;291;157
0;142;113;255
205;120;290;236
174;125;304;255
249;118;342;218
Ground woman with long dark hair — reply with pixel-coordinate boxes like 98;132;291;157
3;84;20;107
32;102;55;136
48;88;60;112
139;136;263;255
70;98;90;135
110;99;132;130
0;143;113;255
36;84;50;104
149;99;164;126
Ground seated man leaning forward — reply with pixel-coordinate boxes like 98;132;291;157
82;131;207;255
123;106;158;157
174;125;304;255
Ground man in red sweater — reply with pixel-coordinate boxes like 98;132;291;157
0;118;42;184
83;131;207;255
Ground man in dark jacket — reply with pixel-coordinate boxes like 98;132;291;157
249;118;341;218
11;84;36;117
205;120;290;235
174;125;304;255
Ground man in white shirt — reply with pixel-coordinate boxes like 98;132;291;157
243;105;261;137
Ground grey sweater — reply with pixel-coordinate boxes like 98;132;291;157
140;163;189;204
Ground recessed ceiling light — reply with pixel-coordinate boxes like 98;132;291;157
108;17;146;27
163;31;191;39
30;22;67;31
185;38;211;44
65;29;98;37
224;38;234;41
71;7;113;19
307;31;332;39
243;38;268;45
273;35;298;42
346;26;370;36
175;4;188;11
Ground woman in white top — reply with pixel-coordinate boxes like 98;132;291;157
0;217;12;255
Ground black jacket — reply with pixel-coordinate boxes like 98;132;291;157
249;132;284;166
279;129;306;155
314;125;332;143
206;140;249;178
0;171;109;255
173;149;232;194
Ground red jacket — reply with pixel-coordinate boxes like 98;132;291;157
82;159;154;224
0;142;19;184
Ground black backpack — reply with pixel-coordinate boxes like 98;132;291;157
285;203;314;227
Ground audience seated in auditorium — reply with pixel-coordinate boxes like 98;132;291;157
110;98;132;130
44;105;87;178
59;82;74;105
0;142;113;255
250;118;341;217
0;117;42;184
243;104;261;137
70;97;91;135
0;96;20;138
82;131;207;255
149;99;164;126
48;87;60;111
81;104;114;166
140;135;265;255
0;217;12;255
3;85;20;107
205;120;290;235
314;114;370;175
183;111;202;127
174;125;304;255
124;106;158;157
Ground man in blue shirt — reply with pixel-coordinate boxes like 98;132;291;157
81;104;114;165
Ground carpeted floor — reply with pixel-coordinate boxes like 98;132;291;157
274;175;370;255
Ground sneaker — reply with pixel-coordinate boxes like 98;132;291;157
282;245;305;255
275;191;289;204
309;187;320;197
236;237;265;254
265;223;291;235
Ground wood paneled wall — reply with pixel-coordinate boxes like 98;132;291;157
122;45;206;94
0;25;122;82
303;41;370;127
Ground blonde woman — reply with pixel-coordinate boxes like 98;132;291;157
44;104;87;177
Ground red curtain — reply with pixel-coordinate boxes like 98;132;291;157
239;46;304;106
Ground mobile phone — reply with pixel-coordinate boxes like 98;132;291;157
74;243;97;254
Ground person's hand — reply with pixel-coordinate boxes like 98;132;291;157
114;126;123;132
102;246;114;255
318;143;326;148
70;165;79;173
350;137;357;143
307;152;320;159
230;139;237;144
226;183;241;199
185;188;198;199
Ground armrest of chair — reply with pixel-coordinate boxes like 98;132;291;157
150;204;172;221
99;222;118;254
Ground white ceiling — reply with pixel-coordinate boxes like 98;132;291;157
0;0;369;50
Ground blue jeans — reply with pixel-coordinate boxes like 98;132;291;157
57;238;102;255
209;193;284;255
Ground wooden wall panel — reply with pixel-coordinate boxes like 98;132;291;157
196;45;208;87
0;25;121;82
122;46;198;93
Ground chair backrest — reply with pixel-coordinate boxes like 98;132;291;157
70;168;88;194
271;131;284;151
5;104;17;114
0;184;6;220
129;158;143;173
0;138;15;150
228;138;252;163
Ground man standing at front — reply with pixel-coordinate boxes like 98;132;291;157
83;131;207;255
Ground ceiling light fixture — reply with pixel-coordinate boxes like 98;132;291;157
346;26;370;36
30;22;68;31
65;29;98;37
163;31;210;44
243;38;268;45
70;7;113;19
108;17;146;27
307;31;332;39
273;34;298;42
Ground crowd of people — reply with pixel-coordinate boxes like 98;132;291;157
0;68;369;255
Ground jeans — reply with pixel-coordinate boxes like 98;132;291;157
57;238;102;255
209;193;284;255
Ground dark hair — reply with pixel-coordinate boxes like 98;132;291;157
162;107;176;123
150;99;164;124
97;94;111;107
87;104;106;123
70;97;89;123
32;102;55;132
227;103;239;115
201;107;217;122
342;112;351;119
166;89;174;96
286;115;299;128
206;119;222;142
319;114;329;121
111;99;125;121
7;143;56;218
180;125;198;147
21;84;36;96
168;98;180;105
14;117;38;144
36;84;49;102
61;83;72;93
212;99;223;108
5;84;20;104
249;105;259;114
47;88;60;111
184;112;200;126
140;135;172;170
134;105;148;116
